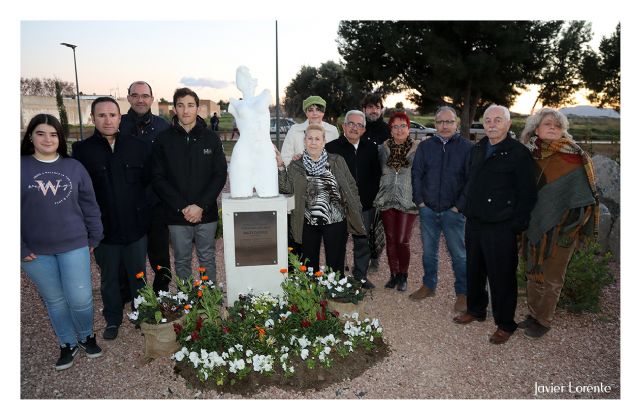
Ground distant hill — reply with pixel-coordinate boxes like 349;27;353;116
560;106;620;118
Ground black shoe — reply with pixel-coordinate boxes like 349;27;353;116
55;344;79;371
361;279;376;289
396;273;408;292
524;319;550;339
102;325;119;340
518;314;536;329
384;274;399;289
78;334;104;358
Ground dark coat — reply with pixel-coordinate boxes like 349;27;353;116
411;133;474;212
362;117;390;146
119;108;169;146
72;131;151;245
152;116;227;225
325;135;381;211
463;135;538;232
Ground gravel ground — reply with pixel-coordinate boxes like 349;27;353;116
20;228;620;401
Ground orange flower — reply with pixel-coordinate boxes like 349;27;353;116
202;275;209;281
279;268;288;274
184;304;192;310
197;290;203;298
200;285;207;290
314;271;323;277
299;266;307;272
198;267;206;273
255;325;266;338
135;272;144;279
156;265;162;271
193;280;202;287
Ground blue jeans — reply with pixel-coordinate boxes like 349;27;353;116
419;206;467;295
21;246;94;346
169;222;217;283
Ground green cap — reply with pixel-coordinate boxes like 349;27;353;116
302;96;326;112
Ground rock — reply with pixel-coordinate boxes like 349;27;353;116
608;217;620;260
592;155;620;218
598;203;612;252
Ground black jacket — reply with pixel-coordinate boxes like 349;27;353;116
152;116;227;225
362;117;390;146
72;131;151;245
325;135;381;211
412;133;473;212
463;135;537;232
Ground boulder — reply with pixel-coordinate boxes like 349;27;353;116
598;203;612;252
592;154;620;218
608;217;620;261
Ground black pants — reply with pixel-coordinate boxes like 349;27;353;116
301;220;348;276
95;236;147;327
118;205;171;299
465;225;519;333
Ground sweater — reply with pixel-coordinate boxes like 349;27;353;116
21;155;103;258
280;120;340;165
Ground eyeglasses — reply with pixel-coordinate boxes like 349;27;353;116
130;93;151;100
306;106;324;113
435;120;456;126
391;124;408;130
345;121;365;129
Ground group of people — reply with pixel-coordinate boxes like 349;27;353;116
274;94;598;346
20;85;599;371
21;81;227;370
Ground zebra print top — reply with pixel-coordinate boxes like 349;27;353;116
304;170;346;226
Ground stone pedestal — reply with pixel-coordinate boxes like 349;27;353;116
221;193;294;306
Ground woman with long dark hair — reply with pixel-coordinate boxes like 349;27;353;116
21;114;104;370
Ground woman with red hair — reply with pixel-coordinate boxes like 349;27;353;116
373;112;420;292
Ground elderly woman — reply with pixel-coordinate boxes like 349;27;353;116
519;108;598;338
374;112;420;292
21;114;104;370
276;124;365;275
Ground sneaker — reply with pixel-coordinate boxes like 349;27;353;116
78;334;104;358
55;344;79;371
518;315;536;329
102;325;119;340
361;279;376;289
524;319;550;339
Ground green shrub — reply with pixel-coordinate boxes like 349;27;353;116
559;240;615;313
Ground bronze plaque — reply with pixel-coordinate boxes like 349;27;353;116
234;211;278;266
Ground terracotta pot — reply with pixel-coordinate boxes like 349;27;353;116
140;316;185;359
327;298;368;320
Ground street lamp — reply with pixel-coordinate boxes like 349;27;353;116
60;42;83;140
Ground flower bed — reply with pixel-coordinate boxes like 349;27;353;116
170;253;387;390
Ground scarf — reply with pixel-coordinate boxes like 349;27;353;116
302;149;328;176
386;138;414;171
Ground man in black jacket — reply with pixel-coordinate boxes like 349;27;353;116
152;88;227;283
120;81;171;293
360;94;390;273
453;105;537;345
73;97;151;340
326;110;381;289
411;106;473;311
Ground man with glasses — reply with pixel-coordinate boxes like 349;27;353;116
411;106;473;312
326;110;381;289
119;81;171;293
280;96;339;166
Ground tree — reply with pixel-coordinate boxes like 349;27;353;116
283;61;361;123
217;99;229;112
581;23;620;111
531;21;593;111
21;77;75;97
337;21;563;136
55;81;69;136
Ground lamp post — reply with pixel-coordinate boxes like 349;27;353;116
60;42;83;140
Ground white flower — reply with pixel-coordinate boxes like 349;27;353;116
265;319;274;328
235;344;243;351
297;336;311;349
228;359;246;374
338;277;348;285
318;352;326;361
355;290;360;295
228;347;235;354
300;348;309;360
346;283;352;288
189;351;201;368
158;290;170;298
327;272;336;282
246;349;254;357
127;311;139;321
161;318;167;323
173;347;188;362
176;291;188;301
133;295;146;309
324;346;331;354
335;286;344;292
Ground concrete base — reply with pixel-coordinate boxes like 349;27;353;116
221;192;294;306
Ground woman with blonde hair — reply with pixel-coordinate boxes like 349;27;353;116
519;107;599;338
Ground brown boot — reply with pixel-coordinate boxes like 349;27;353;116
454;294;467;312
409;285;434;300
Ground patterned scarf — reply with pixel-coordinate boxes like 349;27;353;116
302;149;329;176
386;138;414;171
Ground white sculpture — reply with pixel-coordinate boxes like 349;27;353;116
228;66;279;198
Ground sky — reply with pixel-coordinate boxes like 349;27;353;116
20;19;619;115
6;0;639;416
